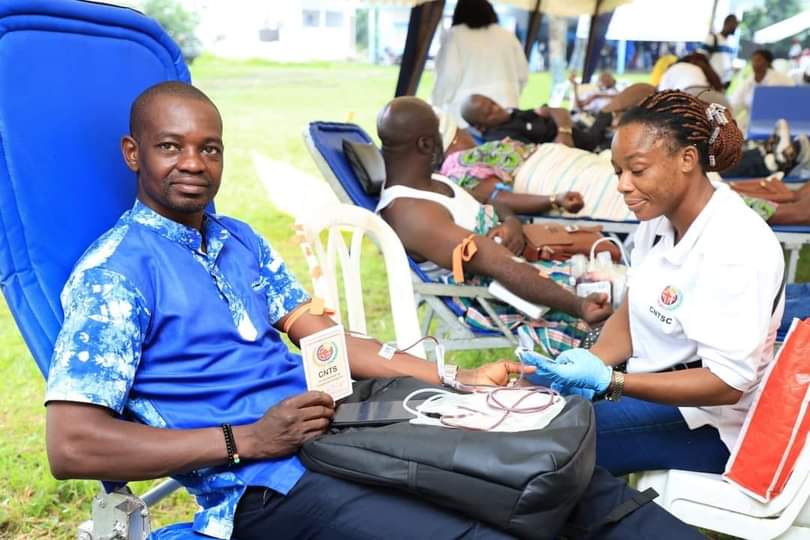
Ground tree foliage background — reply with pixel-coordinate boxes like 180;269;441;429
142;0;202;62
739;0;809;57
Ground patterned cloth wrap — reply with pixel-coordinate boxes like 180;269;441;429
435;204;590;356
441;138;535;190
742;195;778;221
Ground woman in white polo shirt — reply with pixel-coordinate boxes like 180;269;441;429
523;90;785;476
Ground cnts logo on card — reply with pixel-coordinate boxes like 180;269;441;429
300;325;353;401
315;342;337;364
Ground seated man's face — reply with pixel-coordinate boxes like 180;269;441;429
125;95;224;224
465;95;510;129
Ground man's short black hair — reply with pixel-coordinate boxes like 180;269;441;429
129;81;219;138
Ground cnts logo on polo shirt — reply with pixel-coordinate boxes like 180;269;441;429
648;285;683;325
658;286;683;310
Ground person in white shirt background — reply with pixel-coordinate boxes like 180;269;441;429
699;14;739;88
431;0;528;128
570;71;620;113
730;48;795;131
520;90;785;477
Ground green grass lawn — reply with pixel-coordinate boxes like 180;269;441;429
0;57;805;538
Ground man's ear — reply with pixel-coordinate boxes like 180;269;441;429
680;144;700;174
416;135;433;156
121;135;140;173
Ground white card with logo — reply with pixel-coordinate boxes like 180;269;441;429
300;324;353;401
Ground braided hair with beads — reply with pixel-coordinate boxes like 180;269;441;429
617;90;744;173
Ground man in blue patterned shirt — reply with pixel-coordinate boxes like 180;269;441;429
43;82;526;539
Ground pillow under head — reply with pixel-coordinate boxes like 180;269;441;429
343;139;386;196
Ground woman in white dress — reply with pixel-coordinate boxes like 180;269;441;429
431;0;528;128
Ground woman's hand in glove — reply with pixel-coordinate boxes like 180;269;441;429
518;348;611;394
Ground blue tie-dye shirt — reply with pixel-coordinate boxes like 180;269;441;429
46;200;311;539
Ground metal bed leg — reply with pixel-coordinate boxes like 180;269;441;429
78;486;151;540
787;245;800;284
77;479;182;540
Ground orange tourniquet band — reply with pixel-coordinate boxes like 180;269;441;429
282;298;334;334
452;234;478;284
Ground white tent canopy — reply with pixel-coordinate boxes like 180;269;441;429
606;0;731;42
754;10;810;44
364;0;630;16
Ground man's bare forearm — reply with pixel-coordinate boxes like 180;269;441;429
46;403;231;481
345;334;441;384
469;255;582;316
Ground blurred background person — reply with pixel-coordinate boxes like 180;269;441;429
730;49;794;131
698;14;739;88
431;0;528;127
569;71;619;114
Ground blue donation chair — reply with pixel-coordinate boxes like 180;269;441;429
747;86;810;141
304;121;517;351
0;1;202;538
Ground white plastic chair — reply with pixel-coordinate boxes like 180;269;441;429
635;432;810;539
295;204;426;359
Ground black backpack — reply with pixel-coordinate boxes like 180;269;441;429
300;377;596;540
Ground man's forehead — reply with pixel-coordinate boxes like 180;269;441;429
141;95;221;133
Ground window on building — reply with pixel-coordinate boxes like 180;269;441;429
302;9;320;28
258;27;279;42
325;11;344;28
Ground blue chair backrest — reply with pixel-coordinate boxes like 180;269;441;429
307;121;381;212
0;0;190;377
748;86;810;140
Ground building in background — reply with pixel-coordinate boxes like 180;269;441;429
180;0;357;62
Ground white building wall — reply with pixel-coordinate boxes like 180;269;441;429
181;0;356;62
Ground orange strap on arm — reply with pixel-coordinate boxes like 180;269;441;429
281;297;335;335
452;234;478;284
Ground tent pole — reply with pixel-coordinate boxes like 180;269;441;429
709;0;719;35
395;0;446;97
581;0;604;83
523;0;543;59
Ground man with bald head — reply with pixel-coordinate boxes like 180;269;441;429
43;81;529;539
377;96;612;334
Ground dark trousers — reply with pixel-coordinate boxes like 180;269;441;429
233;467;704;539
594;397;730;477
233;470;512;539
720;148;773;178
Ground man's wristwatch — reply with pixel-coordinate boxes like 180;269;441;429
549;194;561;211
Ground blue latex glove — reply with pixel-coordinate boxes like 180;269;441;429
518;348;611;394
525;370;596;400
551;383;596;401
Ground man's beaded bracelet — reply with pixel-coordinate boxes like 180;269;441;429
222;423;241;466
